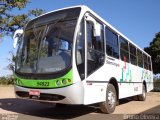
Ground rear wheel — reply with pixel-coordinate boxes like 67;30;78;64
138;84;146;101
99;84;117;114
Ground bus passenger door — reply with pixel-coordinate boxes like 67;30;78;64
83;15;106;104
85;15;105;77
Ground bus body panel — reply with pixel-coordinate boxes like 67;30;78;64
82;56;153;103
14;81;84;104
13;5;154;107
83;65;108;104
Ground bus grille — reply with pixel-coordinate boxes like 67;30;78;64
16;91;65;101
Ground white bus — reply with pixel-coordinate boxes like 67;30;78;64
13;5;153;113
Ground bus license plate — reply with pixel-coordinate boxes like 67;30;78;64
29;90;40;96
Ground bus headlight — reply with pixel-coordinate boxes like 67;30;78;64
62;79;67;85
56;80;61;86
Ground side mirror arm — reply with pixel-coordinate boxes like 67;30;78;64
85;13;101;37
13;29;23;48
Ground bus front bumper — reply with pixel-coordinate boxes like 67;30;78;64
14;81;84;105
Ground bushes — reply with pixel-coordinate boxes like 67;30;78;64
153;79;160;92
0;76;14;85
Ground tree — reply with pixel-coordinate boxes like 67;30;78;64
7;50;16;72
0;0;45;75
0;0;44;40
144;32;160;74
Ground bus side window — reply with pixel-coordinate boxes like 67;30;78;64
143;54;148;70
129;43;137;65
148;57;152;71
137;49;143;68
119;37;129;63
105;27;119;59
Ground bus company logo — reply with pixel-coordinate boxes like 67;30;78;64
106;60;120;67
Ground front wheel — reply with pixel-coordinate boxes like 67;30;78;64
55;103;67;108
99;84;117;114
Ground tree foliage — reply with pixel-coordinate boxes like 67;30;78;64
0;0;45;74
0;0;45;40
0;76;14;85
7;50;16;72
144;32;160;74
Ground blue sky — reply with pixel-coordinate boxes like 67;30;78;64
0;0;160;76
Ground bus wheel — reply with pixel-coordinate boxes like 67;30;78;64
138;84;146;101
55;103;67;108
99;83;117;114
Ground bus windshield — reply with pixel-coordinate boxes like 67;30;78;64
16;7;81;74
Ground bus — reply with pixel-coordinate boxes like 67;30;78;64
13;5;153;113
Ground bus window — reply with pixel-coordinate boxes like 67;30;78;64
119;37;129;62
86;21;104;76
137;49;143;67
59;40;70;51
105;27;119;59
129;43;137;65
76;20;85;79
143;54;148;70
148;57;152;71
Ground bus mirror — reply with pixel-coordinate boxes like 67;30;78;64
85;14;101;37
13;29;23;48
94;23;101;37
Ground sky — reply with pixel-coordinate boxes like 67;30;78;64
0;0;160;76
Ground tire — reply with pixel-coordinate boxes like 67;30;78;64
138;84;146;101
116;100;119;106
99;84;117;114
39;101;56;106
133;95;139;101
55;103;67;108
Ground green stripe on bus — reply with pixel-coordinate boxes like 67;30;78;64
14;69;72;89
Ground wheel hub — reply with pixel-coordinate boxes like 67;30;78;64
108;91;116;108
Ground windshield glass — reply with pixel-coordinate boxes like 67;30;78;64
16;7;81;74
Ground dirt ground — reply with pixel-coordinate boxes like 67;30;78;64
0;86;160;120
